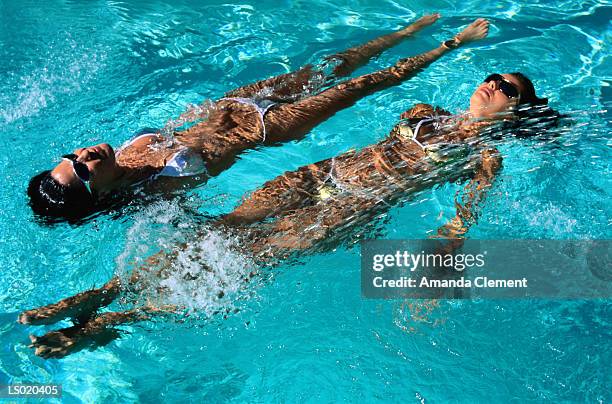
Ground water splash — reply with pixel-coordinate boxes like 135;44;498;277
159;99;217;138
0;36;107;126
115;200;257;320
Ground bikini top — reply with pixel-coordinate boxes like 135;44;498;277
117;96;278;182
315;116;475;202
396;117;471;164
117;132;208;181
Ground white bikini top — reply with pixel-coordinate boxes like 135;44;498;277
117;133;208;180
397;117;471;164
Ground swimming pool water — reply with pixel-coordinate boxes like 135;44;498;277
0;0;610;401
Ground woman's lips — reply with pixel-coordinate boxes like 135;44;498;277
480;87;493;98
88;147;104;159
88;144;113;160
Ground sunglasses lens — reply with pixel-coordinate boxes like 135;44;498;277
62;154;90;181
499;81;519;99
73;163;90;181
483;74;519;99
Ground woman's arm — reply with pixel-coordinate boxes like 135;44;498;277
434;147;503;242
264;46;449;142
328;13;441;76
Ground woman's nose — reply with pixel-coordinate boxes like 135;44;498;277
76;148;90;163
487;80;498;91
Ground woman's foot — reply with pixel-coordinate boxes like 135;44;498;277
27;306;168;359
403;13;441;35
455;18;490;43
17;278;120;325
28;322;120;359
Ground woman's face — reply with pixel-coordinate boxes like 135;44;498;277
50;143;119;195
469;73;525;119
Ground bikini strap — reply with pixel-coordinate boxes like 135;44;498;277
411;118;435;150
221;97;276;143
116;131;160;155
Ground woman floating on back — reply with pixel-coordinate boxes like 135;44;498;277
29;14;493;221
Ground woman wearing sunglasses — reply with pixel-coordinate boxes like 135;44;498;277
27;15;497;221
19;64;554;357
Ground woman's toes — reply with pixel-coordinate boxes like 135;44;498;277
411;13;441;29
17;310;42;325
34;346;47;357
18;312;29;324
17;308;59;325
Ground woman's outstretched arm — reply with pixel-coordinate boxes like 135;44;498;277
224;14;441;100
265;18;490;142
433;147;502;247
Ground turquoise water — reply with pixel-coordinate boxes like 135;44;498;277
1;0;611;401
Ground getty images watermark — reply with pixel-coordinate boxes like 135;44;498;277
361;240;611;299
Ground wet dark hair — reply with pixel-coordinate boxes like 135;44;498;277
27;170;96;221
503;72;568;139
511;72;549;107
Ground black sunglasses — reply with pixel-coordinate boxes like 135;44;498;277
62;154;93;195
484;74;520;99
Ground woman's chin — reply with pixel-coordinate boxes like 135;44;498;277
469;106;488;119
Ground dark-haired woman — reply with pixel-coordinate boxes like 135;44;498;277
28;14;493;220
19;65;553;358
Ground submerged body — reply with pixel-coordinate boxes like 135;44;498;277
18;102;504;358
225;103;501;257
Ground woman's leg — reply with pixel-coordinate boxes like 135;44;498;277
265;18;489;142
219;159;333;226
330;13;441;77
18;277;121;325
17;249;178;325
27;306;172;359
223;14;441;100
